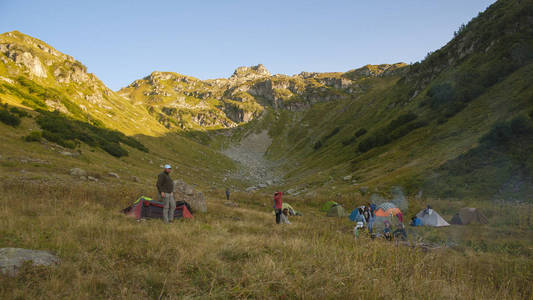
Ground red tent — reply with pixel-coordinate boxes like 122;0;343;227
123;196;193;220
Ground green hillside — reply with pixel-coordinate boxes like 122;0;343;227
206;0;533;201
1;0;533;201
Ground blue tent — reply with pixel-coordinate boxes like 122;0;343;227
349;207;364;222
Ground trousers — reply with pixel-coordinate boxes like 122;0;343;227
162;193;175;223
275;209;282;224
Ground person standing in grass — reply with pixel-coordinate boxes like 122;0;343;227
225;187;231;201
157;164;175;223
273;191;283;224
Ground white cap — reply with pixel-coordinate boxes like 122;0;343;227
164;164;171;169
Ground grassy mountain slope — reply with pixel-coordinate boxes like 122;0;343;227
0;31;166;136
210;0;533;201
0;31;245;189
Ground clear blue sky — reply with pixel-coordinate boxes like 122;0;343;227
1;0;495;90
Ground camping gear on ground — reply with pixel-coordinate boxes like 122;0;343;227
272;203;301;216
410;216;422;226
123;196;193;220
450;208;488;225
280;209;291;224
322;201;338;212
393;224;408;240
416;208;449;227
374;202;402;217
327;205;347;217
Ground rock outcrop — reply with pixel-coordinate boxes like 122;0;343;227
173;179;207;213
0;248;60;276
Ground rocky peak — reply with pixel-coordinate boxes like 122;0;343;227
230;64;271;80
343;63;408;80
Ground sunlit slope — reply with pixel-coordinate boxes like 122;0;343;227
0;31;166;136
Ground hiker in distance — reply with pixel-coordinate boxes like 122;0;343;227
225;187;231;201
157;164;175;223
273;191;283;224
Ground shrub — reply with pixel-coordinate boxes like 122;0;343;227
386;113;418;131
391;121;428;140
358;113;427;152
342;128;368;146
35;110;148;157
355;128;367;137
427;83;456;109
9;106;29;118
313;141;322;150
24;131;42;142
323;127;340;141
481;116;533;147
42;130;76;149
510;115;533;135
0;108;21;127
358;132;390;153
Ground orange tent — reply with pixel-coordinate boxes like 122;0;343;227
375;207;401;217
374;202;402;217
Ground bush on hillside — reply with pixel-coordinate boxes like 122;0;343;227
36;110;148;157
481;115;533;147
9;106;29;118
358;113;426;153
24;131;42;142
313;127;341;150
386;113;418;131
355;128;367;137
342;128;367;146
0;107;21;127
323;127;340;141
426;83;456;109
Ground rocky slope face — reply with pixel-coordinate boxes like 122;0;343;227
119;63;407;130
0;31;166;136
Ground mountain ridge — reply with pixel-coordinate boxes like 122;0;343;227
1;0;532;201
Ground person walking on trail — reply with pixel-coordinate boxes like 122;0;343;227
157;164;175;223
225;188;230;201
273;191;283;224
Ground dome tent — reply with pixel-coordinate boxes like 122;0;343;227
123;196;193;220
327;205;347;217
416;208;449;227
321;201;338;212
450;208;488;225
375;202;402;217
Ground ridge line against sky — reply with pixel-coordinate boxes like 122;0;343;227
1;0;496;90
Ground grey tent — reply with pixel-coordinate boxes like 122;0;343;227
450;208;488;225
327;205;347;217
416;208;449;227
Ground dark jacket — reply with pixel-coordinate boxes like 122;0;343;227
156;171;174;193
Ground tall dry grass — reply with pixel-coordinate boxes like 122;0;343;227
1;179;532;299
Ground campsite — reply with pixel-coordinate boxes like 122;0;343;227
1;0;533;298
1;178;532;298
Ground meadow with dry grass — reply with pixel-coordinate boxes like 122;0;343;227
1;179;532;299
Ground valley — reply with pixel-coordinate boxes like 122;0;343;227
1;0;533;298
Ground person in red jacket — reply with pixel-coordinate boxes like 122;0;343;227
273;191;283;224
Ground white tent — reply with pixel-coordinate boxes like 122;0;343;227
416;208;450;227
